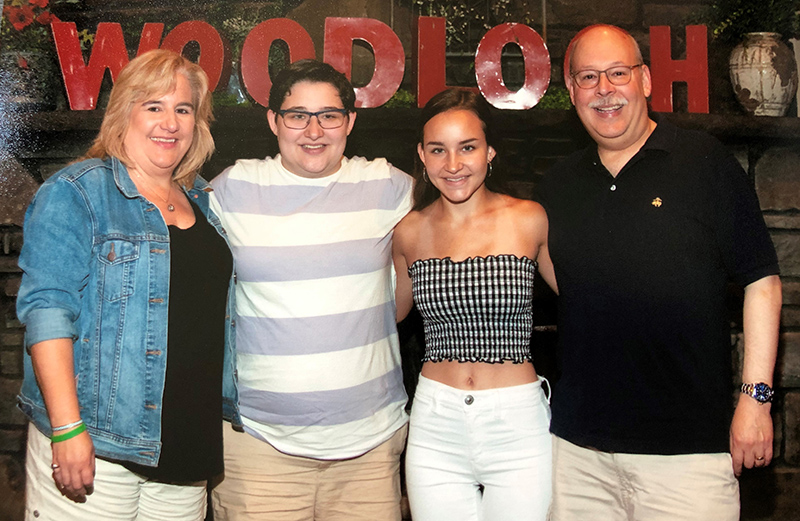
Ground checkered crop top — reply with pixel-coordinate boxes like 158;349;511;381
408;254;536;364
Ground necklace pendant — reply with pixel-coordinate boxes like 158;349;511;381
167;204;175;212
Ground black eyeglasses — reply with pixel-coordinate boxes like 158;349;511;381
276;108;350;130
570;64;643;89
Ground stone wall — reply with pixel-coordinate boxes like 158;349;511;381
0;228;25;521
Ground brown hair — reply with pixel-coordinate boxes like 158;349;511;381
413;88;507;211
82;49;215;189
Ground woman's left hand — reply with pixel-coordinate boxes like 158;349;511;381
51;429;95;503
30;338;96;502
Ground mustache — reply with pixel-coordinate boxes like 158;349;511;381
588;97;629;109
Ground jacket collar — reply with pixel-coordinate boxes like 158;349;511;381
111;157;141;199
110;156;212;198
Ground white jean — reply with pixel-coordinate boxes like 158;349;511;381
25;423;207;521
405;375;552;521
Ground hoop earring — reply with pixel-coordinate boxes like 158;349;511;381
487;161;493;178
422;168;429;183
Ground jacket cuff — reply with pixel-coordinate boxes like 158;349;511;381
23;308;76;349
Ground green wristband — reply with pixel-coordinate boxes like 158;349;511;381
51;423;87;443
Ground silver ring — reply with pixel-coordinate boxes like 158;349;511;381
51;463;60;470
756;456;765;461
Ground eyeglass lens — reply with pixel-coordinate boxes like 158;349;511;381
574;66;637;88
282;110;346;130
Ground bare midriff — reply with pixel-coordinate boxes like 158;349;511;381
420;359;538;390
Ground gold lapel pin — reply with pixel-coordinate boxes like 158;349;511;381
651;197;662;208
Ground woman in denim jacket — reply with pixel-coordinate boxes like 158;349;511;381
16;50;234;520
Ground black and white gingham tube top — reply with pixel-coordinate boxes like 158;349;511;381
408;254;536;364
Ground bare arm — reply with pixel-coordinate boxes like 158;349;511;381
529;202;558;294
535;239;558;295
730;274;781;476
393;226;414;323
31;338;95;502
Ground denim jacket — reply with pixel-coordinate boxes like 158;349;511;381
17;157;242;466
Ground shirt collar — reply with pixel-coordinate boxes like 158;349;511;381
576;113;676;173
640;113;677;154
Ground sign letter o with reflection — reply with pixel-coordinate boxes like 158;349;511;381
241;19;316;107
161;21;226;91
475;23;550;110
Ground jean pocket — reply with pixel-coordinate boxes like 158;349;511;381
98;239;139;301
499;395;551;436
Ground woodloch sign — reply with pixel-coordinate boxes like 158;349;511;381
51;17;710;112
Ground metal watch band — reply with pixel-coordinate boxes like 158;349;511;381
741;382;774;404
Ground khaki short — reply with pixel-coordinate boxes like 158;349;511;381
211;421;407;521
550;435;740;521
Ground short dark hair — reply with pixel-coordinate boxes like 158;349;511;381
414;88;507;211
268;60;356;113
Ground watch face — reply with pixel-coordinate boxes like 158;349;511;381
753;383;774;403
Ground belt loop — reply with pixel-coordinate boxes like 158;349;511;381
540;376;552;404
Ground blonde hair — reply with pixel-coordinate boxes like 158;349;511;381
83;49;215;189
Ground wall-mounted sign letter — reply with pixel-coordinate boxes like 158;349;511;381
415;17;476;108
241;19;315;107
53;22;158;110
161;21;225;91
649;25;709;113
475;23;550;110
323;18;405;108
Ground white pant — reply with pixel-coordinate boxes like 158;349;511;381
405;376;553;521
25;423;207;521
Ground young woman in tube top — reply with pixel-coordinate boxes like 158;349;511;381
393;88;557;521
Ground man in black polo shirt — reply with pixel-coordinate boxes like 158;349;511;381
537;24;782;520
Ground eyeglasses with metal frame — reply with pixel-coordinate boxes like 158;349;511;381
276;108;350;130
570;64;644;89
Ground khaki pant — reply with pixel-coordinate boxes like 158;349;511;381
550;435;740;521
211;421;407;521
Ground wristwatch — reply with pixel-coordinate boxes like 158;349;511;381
741;382;774;404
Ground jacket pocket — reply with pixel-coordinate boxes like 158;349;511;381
97;240;139;301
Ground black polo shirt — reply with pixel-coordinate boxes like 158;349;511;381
536;118;779;454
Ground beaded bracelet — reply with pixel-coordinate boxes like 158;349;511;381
51;423;87;443
52;419;83;432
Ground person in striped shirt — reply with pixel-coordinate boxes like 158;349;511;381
209;60;413;521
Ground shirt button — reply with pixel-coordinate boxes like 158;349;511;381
610;184;617;191
464;395;474;405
